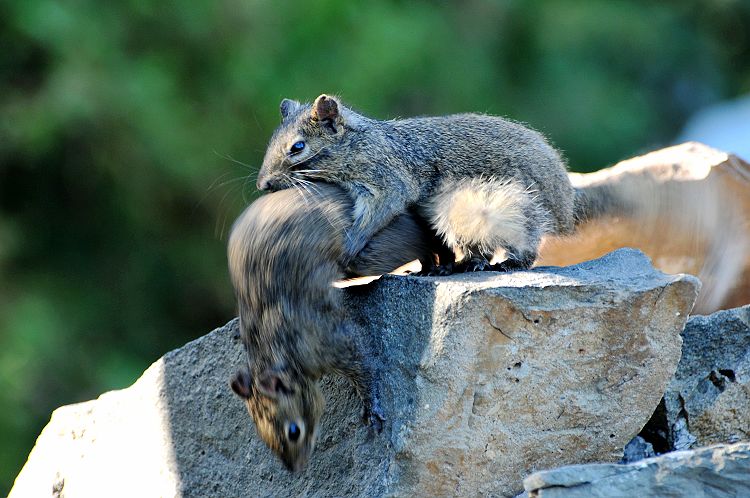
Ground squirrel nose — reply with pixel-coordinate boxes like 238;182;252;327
257;177;271;191
258;176;283;192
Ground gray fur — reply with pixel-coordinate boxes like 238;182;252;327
257;94;576;271
227;182;432;471
573;184;636;224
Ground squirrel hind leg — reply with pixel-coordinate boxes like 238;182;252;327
492;219;544;271
492;247;536;272
427;177;542;272
453;252;494;273
415;227;456;276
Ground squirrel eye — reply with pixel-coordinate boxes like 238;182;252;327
290;141;305;154
288;422;301;442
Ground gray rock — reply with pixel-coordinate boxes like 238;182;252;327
10;249;699;498
619;436;655;464
521;442;750;498
641;305;750;452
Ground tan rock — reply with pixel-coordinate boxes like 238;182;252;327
10;249;699;498
539;142;750;314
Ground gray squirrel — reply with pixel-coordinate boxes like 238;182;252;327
228;182;433;472
256;94;579;273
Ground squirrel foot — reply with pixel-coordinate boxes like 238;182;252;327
453;255;494;273
416;262;455;276
492;257;533;272
361;401;386;433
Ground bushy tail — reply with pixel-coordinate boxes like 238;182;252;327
566;165;749;313
573;184;632;225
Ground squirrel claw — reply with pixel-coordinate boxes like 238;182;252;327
454;256;493;273
432;263;455;276
492;257;531;272
415;263;455;277
362;404;386;433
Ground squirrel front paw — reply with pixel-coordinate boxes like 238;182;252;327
361;401;386;433
343;235;368;264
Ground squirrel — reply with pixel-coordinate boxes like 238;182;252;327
256;94;577;274
227;181;433;472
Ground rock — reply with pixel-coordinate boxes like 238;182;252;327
521;442;750;498
10;249;699;498
640;304;750;452
619;436;655;464
538;142;750;314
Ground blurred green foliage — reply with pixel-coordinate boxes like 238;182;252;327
1;0;749;492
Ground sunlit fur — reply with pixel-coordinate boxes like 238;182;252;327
426;177;551;261
257;94;576;268
227;183;432;471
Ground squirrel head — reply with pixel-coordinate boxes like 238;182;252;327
257;94;368;192
230;365;324;472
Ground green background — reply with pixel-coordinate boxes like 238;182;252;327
1;0;749;492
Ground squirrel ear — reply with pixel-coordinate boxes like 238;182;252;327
230;368;253;399
311;94;341;130
280;98;301;120
256;368;292;399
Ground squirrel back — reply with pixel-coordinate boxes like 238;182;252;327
256;95;575;272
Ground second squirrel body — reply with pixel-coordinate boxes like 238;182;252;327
257;95;576;272
228;182;432;471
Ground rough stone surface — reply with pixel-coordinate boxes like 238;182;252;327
641;304;750;452
619;436;655;464
11;249;699;498
539;142;750;314
520;442;750;498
